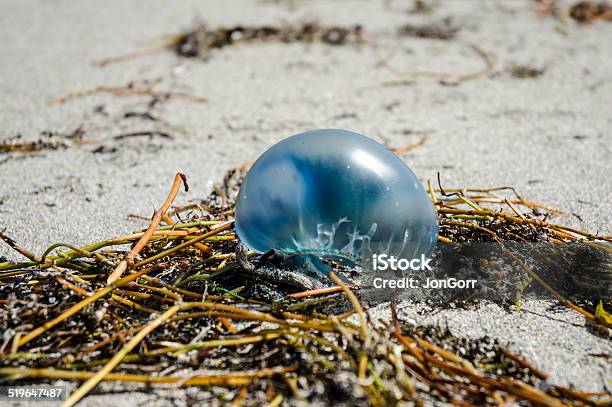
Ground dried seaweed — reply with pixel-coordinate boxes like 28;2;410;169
173;22;364;58
569;1;612;23
0;128;85;154
409;0;434;15
398;18;460;40
1;77;200;160
537;0;612;22
506;64;546;78
0;168;610;406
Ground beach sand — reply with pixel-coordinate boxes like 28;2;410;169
0;0;610;403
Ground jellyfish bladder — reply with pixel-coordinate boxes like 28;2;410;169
235;129;438;277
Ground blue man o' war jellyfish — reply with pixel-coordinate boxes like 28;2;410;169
235;129;438;273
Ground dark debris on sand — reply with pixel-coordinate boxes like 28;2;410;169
174;22;364;58
506;64;546;79
397;18;460;40
569;1;612;23
0;127;85;154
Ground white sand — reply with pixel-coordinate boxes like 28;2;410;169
0;0;610;402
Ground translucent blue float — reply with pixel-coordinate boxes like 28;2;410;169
235;129;438;271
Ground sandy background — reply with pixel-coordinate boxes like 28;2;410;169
0;0;610;403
